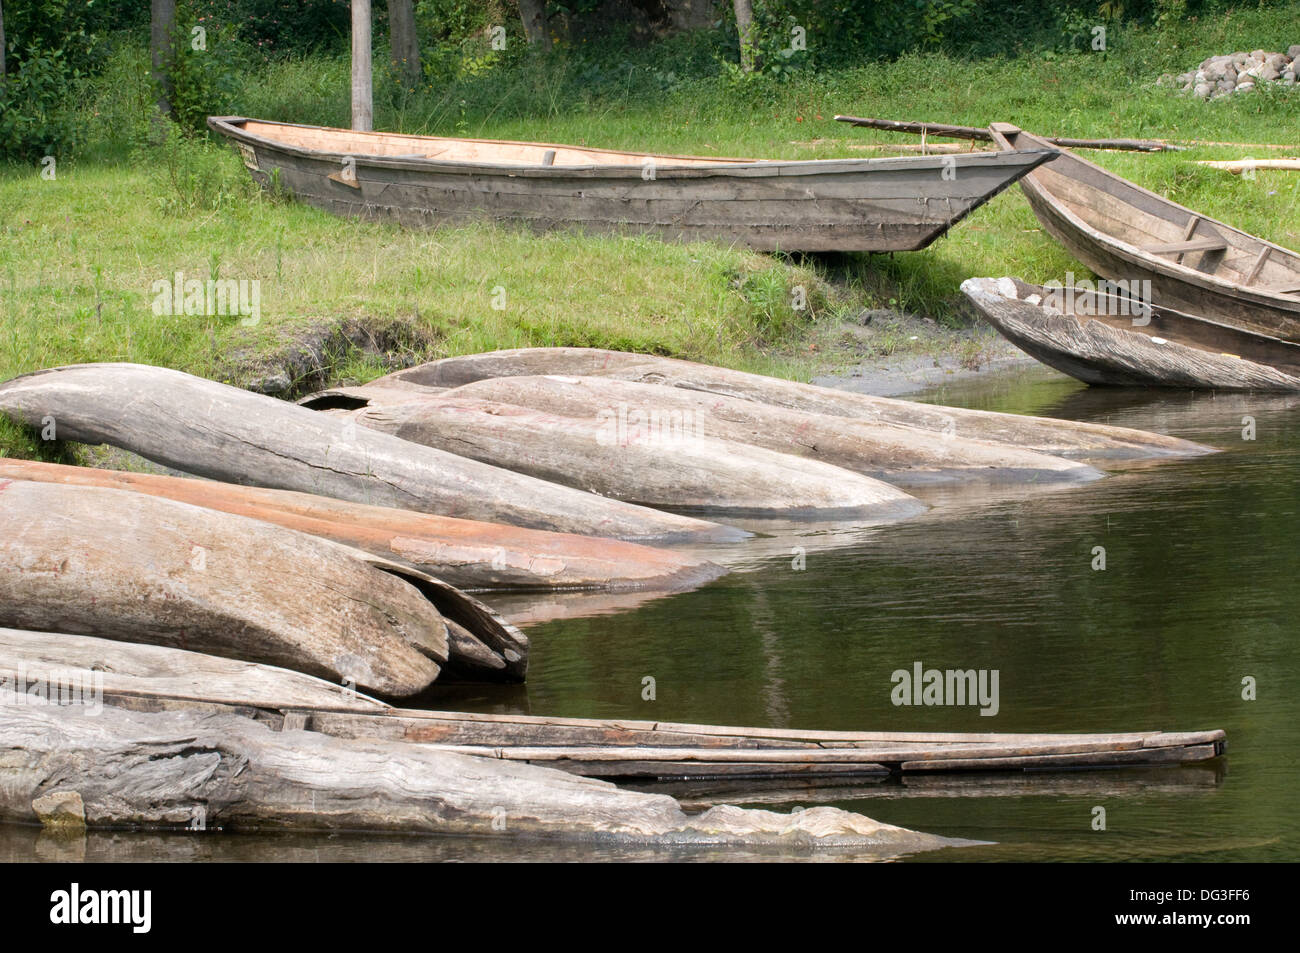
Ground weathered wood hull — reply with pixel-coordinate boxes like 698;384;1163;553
355;374;1108;486
0;702;970;852
367;347;1215;461
0;458;727;593
0;480;446;696
327;394;927;521
962;276;1300;390
989;124;1300;342
208;116;1056;252
0;363;744;544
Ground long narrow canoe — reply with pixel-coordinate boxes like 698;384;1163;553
209;116;1056;253
0;480;446;696
2;630;1226;783
989;123;1300;342
0;458;727;593
361;347;1214;460
324;394;928;521
962;276;1300;390
0;363;744;544
319;374;1107;486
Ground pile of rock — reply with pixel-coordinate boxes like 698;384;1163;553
1172;46;1300;99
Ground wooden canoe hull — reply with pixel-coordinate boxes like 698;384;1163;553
0;458;728;593
0;363;743;544
367;347;1214;461
962;276;1300;390
990;124;1300;342
0;479;446;696
209;116;1056;252
331;394;927;521
400;374;1107;486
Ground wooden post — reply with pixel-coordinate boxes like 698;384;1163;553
518;0;551;50
351;0;373;132
150;0;177;117
387;0;421;88
0;0;7;84
733;0;755;72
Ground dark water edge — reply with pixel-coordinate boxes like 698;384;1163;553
4;367;1296;862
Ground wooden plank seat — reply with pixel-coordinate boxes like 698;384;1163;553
1145;237;1229;255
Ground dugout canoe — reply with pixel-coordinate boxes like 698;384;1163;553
317;394;927;521
0;363;743;544
962;276;1300;390
0;479;446;696
0;458;726;593
988;123;1300;342
363;347;1214;461
208;116;1056;252
344;374;1108;486
0;630;1226;783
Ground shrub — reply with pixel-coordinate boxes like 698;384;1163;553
0;47;83;163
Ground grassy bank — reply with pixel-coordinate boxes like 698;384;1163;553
2;4;1299;459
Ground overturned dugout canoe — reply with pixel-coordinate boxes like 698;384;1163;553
961;276;1300;391
0;363;744;544
0;703;970;853
0;458;726;593
0;479;447;696
210;115;1055;253
2;630;1224;783
363;348;1214;461
315;374;1107;486
317;395;927;521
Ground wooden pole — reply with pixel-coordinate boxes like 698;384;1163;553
834;115;1184;153
0;0;7;85
150;0;177;118
386;0;421;88
351;0;373;132
733;0;755;72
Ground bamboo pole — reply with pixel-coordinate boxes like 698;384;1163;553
1198;158;1300;173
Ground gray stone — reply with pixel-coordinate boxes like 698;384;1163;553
1193;82;1214;99
32;791;86;830
1235;81;1256;94
1288;44;1300;60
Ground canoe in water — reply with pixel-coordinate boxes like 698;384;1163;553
0;363;743;544
324;374;1108;486
0;479;446;696
0;458;727;593
209;116;1055;253
316;393;927;521
962;276;1300;391
361;347;1215;461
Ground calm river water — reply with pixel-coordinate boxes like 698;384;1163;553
3;367;1296;862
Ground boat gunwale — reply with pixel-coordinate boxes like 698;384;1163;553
209;115;1055;180
989;124;1300;308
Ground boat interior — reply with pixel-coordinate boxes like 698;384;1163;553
996;126;1300;297
231;118;753;168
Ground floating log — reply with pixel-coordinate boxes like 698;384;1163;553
0;702;971;852
962;276;1300;390
0;364;743;544
323;393;927;520
0;479;446;696
368;348;1214;461
414;375;1106;486
0;458;725;593
833;115;1183;152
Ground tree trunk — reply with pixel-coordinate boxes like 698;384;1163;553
386;0;421;88
733;0;755;72
1;0;7;84
351;0;373;131
518;0;551;50
150;0;177;117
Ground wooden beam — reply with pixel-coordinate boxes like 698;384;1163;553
834;115;1183;152
351;0;373;132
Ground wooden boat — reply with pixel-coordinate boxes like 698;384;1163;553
361;347;1214;461
0;363;744;544
0;458;727;593
962;276;1300;390
2;628;1226;784
316;393;928;521
988;122;1300;342
327;374;1107;486
0;480;448;696
208;116;1057;252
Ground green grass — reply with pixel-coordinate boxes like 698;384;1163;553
3;4;1300;459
